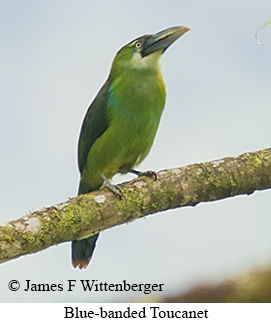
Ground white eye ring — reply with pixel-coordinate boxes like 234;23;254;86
135;41;142;49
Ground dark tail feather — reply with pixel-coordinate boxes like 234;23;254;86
72;233;99;269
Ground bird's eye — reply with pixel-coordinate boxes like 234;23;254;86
134;41;142;49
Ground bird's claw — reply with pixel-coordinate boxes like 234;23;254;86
130;169;157;180
142;170;157;180
101;181;122;199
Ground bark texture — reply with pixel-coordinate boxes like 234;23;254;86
1;148;271;264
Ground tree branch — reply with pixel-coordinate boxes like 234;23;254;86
1;148;271;264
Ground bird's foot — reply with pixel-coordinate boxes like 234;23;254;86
130;169;157;181
102;182;122;198
101;174;122;199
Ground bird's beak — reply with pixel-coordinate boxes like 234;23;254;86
142;26;190;57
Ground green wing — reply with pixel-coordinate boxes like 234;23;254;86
78;78;111;174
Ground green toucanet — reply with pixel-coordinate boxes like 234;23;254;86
72;26;190;269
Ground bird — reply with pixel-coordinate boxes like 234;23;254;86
72;26;190;269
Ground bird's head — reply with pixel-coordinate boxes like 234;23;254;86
111;26;190;73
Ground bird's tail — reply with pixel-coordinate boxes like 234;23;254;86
72;233;99;269
71;177;102;269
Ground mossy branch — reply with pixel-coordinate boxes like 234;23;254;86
1;148;271;264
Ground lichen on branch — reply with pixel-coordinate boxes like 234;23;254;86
1;148;271;264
